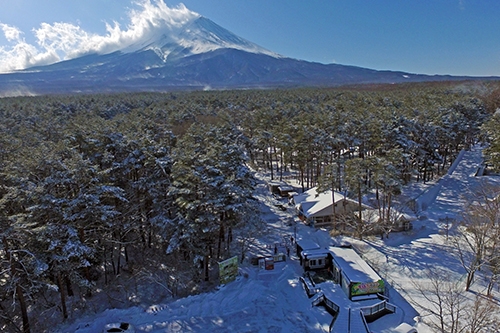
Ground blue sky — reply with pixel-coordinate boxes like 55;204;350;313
0;0;499;76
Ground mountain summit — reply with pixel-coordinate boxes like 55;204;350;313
0;4;493;95
122;15;279;62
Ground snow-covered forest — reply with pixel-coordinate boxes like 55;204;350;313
1;82;500;332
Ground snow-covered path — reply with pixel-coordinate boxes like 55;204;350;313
415;146;486;219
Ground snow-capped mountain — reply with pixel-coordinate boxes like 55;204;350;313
0;12;494;95
122;16;279;62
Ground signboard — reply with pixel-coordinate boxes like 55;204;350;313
219;256;239;284
265;257;274;270
350;280;385;297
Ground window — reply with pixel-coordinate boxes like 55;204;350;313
309;258;324;267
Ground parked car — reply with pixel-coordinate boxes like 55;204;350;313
102;322;135;333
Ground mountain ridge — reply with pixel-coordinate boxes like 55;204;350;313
0;15;498;95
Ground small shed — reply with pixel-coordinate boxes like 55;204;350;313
258;257;275;270
301;248;330;271
278;185;295;197
295;238;322;266
268;181;282;195
328;246;384;300
296;239;321;257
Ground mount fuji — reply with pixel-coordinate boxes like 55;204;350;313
0;10;493;95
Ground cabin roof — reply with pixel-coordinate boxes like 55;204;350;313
328;246;381;283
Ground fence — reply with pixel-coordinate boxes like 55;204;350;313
309;290;392;333
359;309;371;333
310;292;341;332
299;276;321;297
360;300;396;323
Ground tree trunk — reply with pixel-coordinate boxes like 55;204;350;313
65;275;74;297
124;244;129;263
217;224;224;259
306;162;310;188
148;225;153;248
269;145;274;180
387;191;392;223
331;180;337;229
104;246;109;285
78;228;92;285
274;146;279;176
16;284;30;333
227;226;233;244
110;243;116;276
203;254;209;282
3;237;31;333
279;149;284;181
358;183;363;240
116;243;122;276
299;167;305;192
466;270;475;291
487;279;494;296
57;272;68;319
376;185;382;219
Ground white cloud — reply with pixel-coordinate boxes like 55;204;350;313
0;23;60;72
1;23;23;42
0;0;200;73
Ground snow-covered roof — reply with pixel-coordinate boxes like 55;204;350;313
329;246;381;283
293;187;357;218
294;187;345;205
296;238;321;251
357;209;417;224
301;248;329;259
277;185;294;192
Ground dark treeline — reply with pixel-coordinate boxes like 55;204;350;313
1;83;500;332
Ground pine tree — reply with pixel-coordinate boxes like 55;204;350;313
168;123;255;281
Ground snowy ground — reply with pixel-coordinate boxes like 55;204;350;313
56;145;500;333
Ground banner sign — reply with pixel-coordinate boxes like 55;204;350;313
350;280;385;297
219;255;239;284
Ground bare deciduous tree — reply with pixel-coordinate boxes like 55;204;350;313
409;269;500;333
452;183;500;291
465;294;500;333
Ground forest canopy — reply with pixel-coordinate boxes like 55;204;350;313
1;81;499;332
